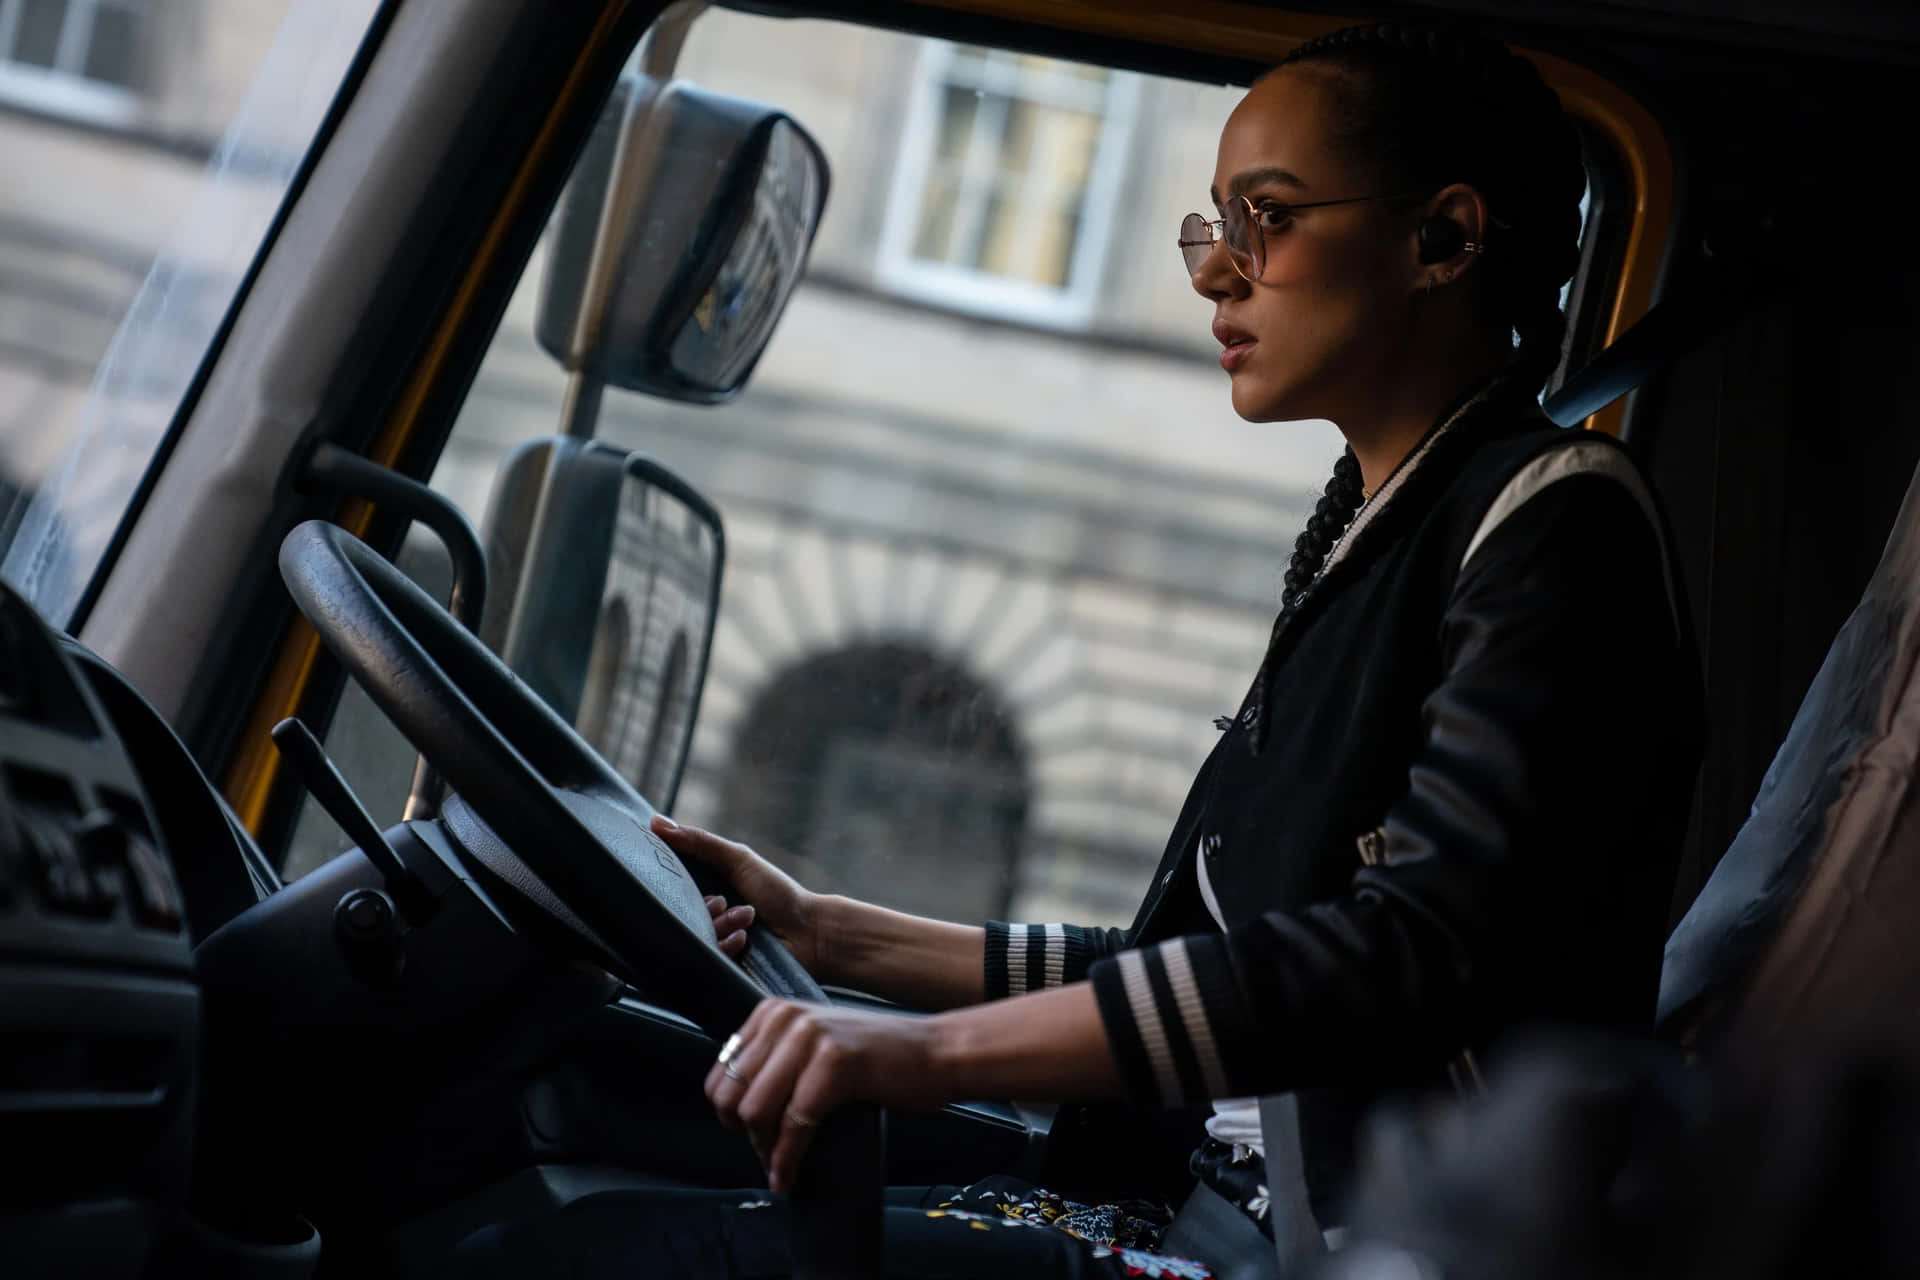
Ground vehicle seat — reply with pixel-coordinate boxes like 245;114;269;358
1327;451;1920;1280
1659;449;1920;1055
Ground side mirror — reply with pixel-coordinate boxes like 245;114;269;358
538;74;830;405
479;438;722;810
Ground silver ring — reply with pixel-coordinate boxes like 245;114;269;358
723;1062;750;1083
717;1033;746;1067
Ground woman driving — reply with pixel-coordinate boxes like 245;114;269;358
464;21;1703;1278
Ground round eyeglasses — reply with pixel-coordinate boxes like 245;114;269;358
1179;193;1409;281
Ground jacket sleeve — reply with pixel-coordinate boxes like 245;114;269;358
1087;471;1694;1106
984;921;1130;1000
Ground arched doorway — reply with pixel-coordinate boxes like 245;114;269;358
717;641;1030;924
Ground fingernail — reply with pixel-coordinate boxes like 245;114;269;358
740;905;756;924
652;814;678;831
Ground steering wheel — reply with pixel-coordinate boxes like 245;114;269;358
278;519;881;1277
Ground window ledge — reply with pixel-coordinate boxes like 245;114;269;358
0;61;139;131
875;259;1097;332
805;266;1212;365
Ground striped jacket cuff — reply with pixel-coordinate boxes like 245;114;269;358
983;922;1106;1000
1088;935;1256;1107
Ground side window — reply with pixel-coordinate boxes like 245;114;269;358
286;14;1625;930
0;0;385;625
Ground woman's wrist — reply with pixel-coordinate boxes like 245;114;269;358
806;891;929;990
925;983;1123;1102
803;891;851;986
800;893;986;1009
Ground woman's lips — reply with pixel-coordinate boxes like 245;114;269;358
1213;317;1256;372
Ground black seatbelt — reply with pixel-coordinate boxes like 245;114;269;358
1544;225;1769;429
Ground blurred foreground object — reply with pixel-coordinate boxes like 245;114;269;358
1324;1034;1920;1280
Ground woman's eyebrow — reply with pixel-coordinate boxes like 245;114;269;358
1210;166;1311;207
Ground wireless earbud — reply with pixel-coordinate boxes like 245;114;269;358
1417;216;1468;264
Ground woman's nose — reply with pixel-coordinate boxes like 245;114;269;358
1190;239;1250;302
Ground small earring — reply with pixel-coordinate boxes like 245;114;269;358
1463;241;1485;254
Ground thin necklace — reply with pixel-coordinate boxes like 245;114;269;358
1319;375;1513;585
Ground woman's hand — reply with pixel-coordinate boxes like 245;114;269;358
705;998;955;1193
652;815;828;975
706;985;1122;1193
703;892;758;959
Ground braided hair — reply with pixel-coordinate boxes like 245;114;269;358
1281;448;1365;608
1251;23;1586;740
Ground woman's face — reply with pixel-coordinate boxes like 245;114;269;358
1195;68;1416;424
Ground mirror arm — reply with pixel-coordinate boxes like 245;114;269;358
557;371;605;440
637;1;708;79
301;441;491;819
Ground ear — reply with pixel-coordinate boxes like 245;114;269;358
1408;183;1493;293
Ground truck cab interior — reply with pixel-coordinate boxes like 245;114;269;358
2;1;1918;1276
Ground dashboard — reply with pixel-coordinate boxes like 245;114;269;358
0;581;200;1278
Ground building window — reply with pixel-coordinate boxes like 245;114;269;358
877;41;1138;329
0;0;144;125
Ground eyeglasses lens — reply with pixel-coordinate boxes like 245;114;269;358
1179;213;1214;276
1179;203;1261;280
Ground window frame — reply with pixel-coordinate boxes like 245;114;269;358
875;37;1141;330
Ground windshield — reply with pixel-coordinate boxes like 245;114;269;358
286;12;1614;930
284;16;1355;911
0;0;384;629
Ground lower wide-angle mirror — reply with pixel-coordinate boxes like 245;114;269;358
480;436;722;809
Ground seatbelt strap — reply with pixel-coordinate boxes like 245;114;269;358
1257;1092;1327;1271
1543;258;1759;428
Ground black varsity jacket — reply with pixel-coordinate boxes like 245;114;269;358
983;379;1705;1215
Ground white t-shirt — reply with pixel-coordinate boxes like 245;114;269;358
1195;850;1265;1154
